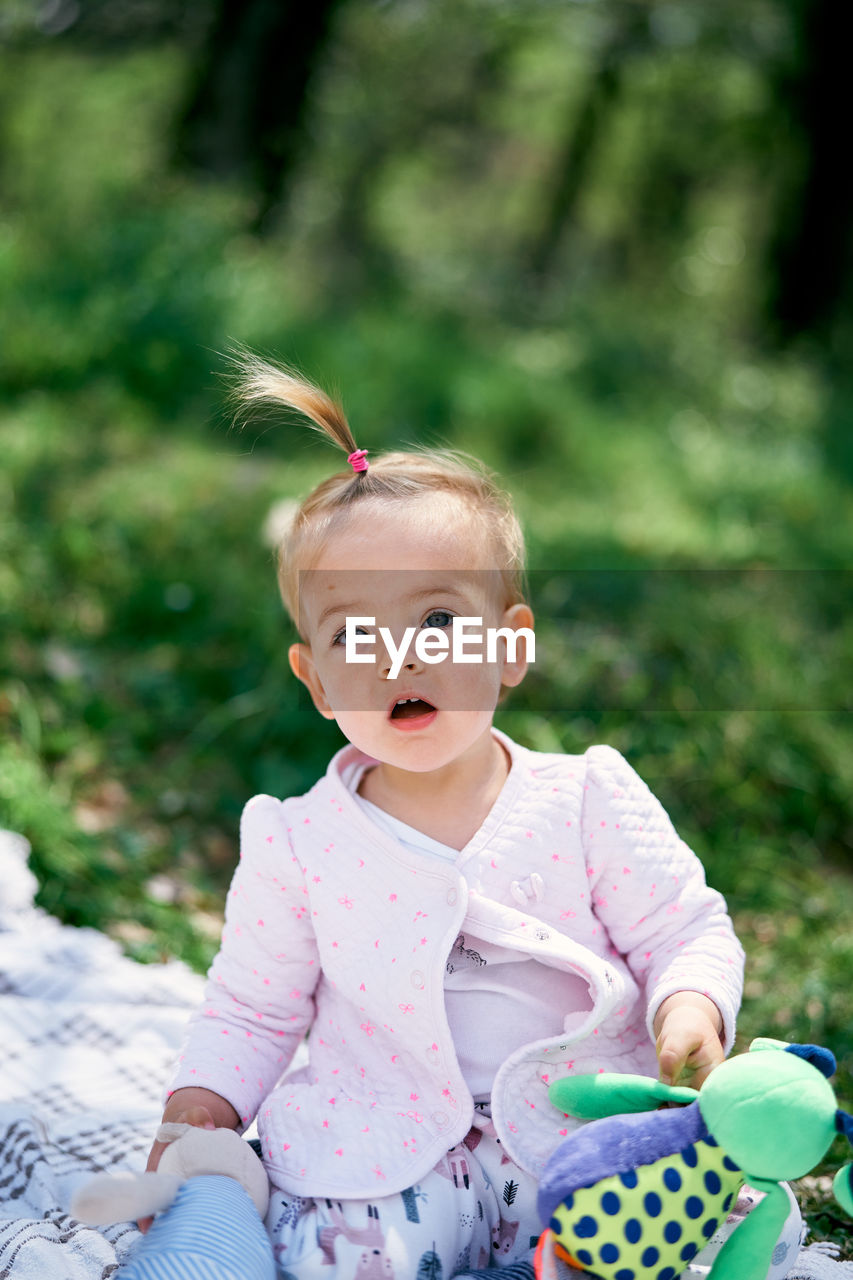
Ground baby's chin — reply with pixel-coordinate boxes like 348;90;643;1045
339;710;498;770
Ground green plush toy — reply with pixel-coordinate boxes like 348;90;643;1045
535;1039;853;1280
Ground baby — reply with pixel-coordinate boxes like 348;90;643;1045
142;355;750;1279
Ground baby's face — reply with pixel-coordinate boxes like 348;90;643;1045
288;499;532;773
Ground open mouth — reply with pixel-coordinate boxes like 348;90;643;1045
390;696;437;721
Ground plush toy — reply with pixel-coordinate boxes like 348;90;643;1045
72;1122;270;1225
535;1039;853;1280
72;1123;275;1279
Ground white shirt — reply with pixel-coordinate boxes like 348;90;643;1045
353;790;592;1098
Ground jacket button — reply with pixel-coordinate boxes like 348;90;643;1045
426;1046;440;1064
433;1111;449;1128
411;970;425;989
446;888;457;906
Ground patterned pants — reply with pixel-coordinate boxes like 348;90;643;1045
267;1115;540;1280
267;1134;804;1280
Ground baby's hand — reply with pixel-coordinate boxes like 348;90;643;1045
139;1087;240;1234
138;1105;216;1234
653;993;724;1090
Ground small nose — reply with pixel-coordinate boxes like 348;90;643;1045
379;642;423;679
380;654;419;676
379;665;417;686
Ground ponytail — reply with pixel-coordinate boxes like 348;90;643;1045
225;348;527;627
228;346;363;469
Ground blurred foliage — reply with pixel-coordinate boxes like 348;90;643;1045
1;0;853;1247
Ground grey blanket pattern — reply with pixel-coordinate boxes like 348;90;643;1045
0;829;203;1278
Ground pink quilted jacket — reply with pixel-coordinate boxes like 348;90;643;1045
168;730;744;1196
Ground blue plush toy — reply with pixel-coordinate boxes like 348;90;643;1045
535;1039;853;1280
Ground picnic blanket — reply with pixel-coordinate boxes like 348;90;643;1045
0;827;204;1277
1;826;851;1280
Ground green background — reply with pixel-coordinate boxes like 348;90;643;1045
1;0;851;1247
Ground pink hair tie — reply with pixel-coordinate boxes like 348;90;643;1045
347;448;369;474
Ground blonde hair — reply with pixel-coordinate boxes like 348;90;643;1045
229;350;527;629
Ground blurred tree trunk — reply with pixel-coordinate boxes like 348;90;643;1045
174;0;342;231
525;5;647;284
325;28;516;294
766;0;853;342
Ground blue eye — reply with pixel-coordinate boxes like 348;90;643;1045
332;625;369;646
423;610;454;629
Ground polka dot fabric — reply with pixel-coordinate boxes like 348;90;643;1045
549;1136;742;1280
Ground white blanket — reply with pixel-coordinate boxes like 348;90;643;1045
0;828;204;1278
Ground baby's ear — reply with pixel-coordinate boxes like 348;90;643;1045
497;602;534;690
288;643;335;720
549;1073;697;1120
